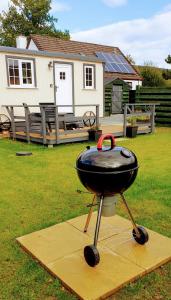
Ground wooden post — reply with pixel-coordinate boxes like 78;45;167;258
6;106;16;140
123;104;127;137
23;104;30;144
151;104;155;133
40;106;47;144
55;105;59;143
96;105;100;128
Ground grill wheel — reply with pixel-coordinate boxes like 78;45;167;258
84;245;100;267
132;226;149;245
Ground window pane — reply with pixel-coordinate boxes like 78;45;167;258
27;78;32;84
9;77;14;85
14;77;20;85
22;69;26;77
9;67;14;76
8;59;14;67
59;71;65;80
14;68;19;77
8;59;20;85
27;69;31;77
14;60;18;67
26;62;31;69
22;61;33;85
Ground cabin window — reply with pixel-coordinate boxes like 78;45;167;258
83;65;95;89
7;58;35;88
126;81;132;88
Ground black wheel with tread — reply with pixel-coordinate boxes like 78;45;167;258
84;245;100;267
132;226;149;245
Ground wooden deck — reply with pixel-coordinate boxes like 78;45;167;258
10;123;152;146
12;124;123;145
13;130;89;145
3;103;155;146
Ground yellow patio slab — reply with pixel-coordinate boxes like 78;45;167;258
17;222;91;264
100;228;171;271
17;214;171;300
48;247;144;300
67;212;132;241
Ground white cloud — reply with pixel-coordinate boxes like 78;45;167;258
102;0;127;7
72;8;171;68
162;3;171;12
51;1;71;12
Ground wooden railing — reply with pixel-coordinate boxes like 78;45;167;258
3;104;100;144
123;103;156;137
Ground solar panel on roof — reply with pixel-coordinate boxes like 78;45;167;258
96;52;136;74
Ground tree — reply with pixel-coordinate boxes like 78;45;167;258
162;69;171;80
0;0;70;47
165;55;171;64
126;54;135;65
140;63;165;87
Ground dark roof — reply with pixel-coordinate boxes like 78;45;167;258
104;77;131;89
28;34;142;81
104;77;119;85
0;46;102;63
28;34;120;56
104;72;142;81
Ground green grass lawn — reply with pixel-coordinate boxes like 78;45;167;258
0;128;171;300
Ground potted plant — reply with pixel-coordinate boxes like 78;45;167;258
88;125;102;141
126;116;138;138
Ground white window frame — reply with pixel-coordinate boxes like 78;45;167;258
7;58;35;88
125;81;133;88
84;65;95;90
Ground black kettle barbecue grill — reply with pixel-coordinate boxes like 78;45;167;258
76;134;149;267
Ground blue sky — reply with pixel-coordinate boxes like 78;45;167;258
0;0;171;67
53;0;171;67
52;0;171;33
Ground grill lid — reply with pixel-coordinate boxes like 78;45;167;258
76;134;138;173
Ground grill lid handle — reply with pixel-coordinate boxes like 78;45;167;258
97;134;115;151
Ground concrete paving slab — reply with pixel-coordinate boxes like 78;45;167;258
67;213;132;241
100;228;171;271
17;222;91;264
48;247;144;300
17;214;171;300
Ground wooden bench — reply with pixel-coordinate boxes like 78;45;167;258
23;103;84;134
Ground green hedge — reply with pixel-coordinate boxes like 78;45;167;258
136;87;171;126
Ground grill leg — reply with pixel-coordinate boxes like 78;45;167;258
84;195;96;233
120;193;140;238
94;196;104;247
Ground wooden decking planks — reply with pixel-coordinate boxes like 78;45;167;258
11;123;150;145
14;124;124;143
101;124;123;134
